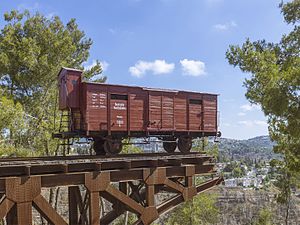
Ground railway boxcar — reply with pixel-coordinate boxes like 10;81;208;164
55;67;221;154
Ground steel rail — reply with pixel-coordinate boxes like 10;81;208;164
0;151;209;163
0;153;215;178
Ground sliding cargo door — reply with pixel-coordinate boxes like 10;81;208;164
203;95;217;132
110;94;128;131
129;92;146;131
148;92;175;131
189;98;203;131
162;93;174;130
174;95;187;130
149;92;162;130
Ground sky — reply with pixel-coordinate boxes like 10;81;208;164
0;0;292;140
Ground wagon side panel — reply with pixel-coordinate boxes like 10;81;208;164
110;96;128;131
129;89;146;131
58;69;67;110
203;94;217;132
85;84;108;131
174;94;187;131
162;93;174;130
66;71;81;109
148;91;162;130
188;94;203;131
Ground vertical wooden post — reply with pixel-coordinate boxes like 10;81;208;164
68;186;79;225
185;176;193;187
85;172;110;225
16;202;32;225
146;184;155;206
89;192;100;225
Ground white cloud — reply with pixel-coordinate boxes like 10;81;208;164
129;60;175;78
84;60;109;72
222;123;231;127
238;120;253;127
240;104;260;112
223;99;235;103
46;12;56;19
180;59;206;76
108;28;116;34
213;21;237;31
100;61;109;72
238;112;246;116
254;120;268;126
238;120;267;127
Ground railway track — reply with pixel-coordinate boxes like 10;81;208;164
0;151;207;163
0;151;215;178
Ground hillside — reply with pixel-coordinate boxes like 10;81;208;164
215;135;279;161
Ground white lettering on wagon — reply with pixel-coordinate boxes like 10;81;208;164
90;92;107;109
113;102;126;110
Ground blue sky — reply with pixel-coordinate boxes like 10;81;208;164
0;0;291;139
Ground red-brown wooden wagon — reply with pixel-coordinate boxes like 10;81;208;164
54;67;221;154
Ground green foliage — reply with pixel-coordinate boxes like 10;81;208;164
254;208;274;225
0;10;105;155
193;137;219;158
232;167;243;178
0;10;105;99
0;95;27;139
0;144;35;157
226;0;300;206
121;139;143;154
112;212;137;225
167;193;219;225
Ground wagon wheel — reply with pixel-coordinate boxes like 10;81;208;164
104;139;123;155
163;138;177;153
178;137;192;153
93;138;106;155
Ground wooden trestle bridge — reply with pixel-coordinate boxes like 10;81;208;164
0;152;223;225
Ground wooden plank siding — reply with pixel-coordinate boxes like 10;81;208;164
161;93;174;130
203;95;217;132
149;92;162;130
80;85;218;134
58;69;219;137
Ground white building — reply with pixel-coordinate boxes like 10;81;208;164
225;178;237;187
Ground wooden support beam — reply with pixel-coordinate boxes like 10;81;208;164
88;191;100;225
100;209;124;225
6;204;17;225
0;154;221;225
0;198;14;220
16;202;32;225
146;185;155;207
106;185;144;215
33;194;67;225
68;186;79;225
164;178;185;193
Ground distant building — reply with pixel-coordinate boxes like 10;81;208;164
225;179;237;187
242;178;252;187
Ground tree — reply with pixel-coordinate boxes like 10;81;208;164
121;139;143;154
232;167;244;178
254;208;273;225
166;193;219;225
0;10;106;155
226;1;300;224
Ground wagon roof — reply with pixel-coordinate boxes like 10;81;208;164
58;67;83;75
82;81;219;96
